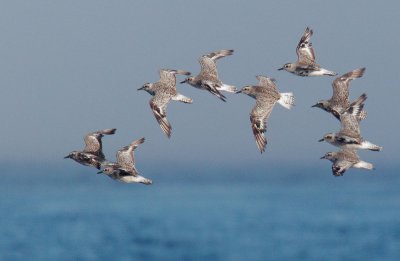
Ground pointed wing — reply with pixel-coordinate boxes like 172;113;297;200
296;27;316;66
256;75;279;93
205;49;234;60
250;97;277;153
338;113;361;142
83;128;116;158
331;68;366;107
116;138;145;175
150;96;172;138
201;80;226;101
160;69;190;80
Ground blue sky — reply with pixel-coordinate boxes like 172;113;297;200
0;1;398;171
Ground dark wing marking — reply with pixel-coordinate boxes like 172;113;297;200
150;97;172;138
296;27;316;66
250;97;277;153
201;80;226;102
332;159;353;176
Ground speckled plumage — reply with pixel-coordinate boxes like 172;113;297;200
181;49;236;101
64;128;116;169
312;68;367;120
321;149;374;176
139;69;192;138
99;138;152;185
279;27;337;77
320;108;382;151
237;76;294;153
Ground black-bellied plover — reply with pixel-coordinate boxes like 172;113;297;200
98;137;152;185
236;76;294;153
180;49;236;102
321;149;374;176
138;69;193;138
319;106;382;151
64;128;116;169
278;27;337;76
312;68;367;120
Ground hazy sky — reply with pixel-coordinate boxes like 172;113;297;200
1;1;398;171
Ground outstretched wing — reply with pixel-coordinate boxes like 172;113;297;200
198;50;233;81
250;97;277;153
256;75;278;93
159;69;191;86
331;68;366;106
338;112;361;142
198;56;219;80
150;95;172;138
116;137;145;175
296;27;316;66
83;128;116;158
205;49;234;60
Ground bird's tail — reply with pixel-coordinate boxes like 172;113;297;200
173;93;193;104
278;92;295;110
219;83;237;93
361;140;382;151
119;175;153;185
353;161;374;170
321;68;338;76
139;177;153;185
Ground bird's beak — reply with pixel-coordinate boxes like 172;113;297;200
311;104;318;108
235;90;242;94
137;87;144;91
180;79;187;84
64;155;71;159
277;67;284;71
318;138;324;142
320;156;326;159
97;170;103;174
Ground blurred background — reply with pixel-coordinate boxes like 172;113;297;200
0;1;399;260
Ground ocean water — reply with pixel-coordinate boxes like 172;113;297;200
1;165;400;261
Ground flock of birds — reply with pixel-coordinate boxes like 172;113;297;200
65;27;382;184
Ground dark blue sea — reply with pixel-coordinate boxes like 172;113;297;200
1;164;399;260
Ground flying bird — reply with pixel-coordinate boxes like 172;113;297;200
180;49;236;102
312;68;367;120
98;137;152;185
321;149;374;176
138;69;193;138
64;128;116;169
278;27;337;76
319;106;382;151
236;76;294;153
